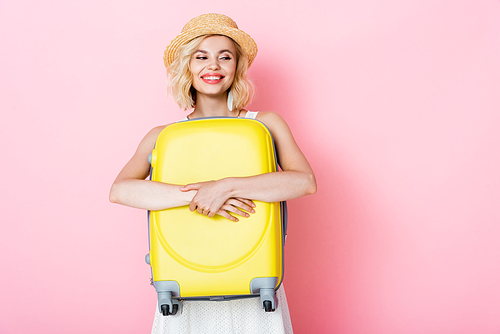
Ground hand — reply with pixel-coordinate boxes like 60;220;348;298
180;180;256;221
180;180;232;217
216;197;256;222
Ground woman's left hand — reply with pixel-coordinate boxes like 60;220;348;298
180;179;233;217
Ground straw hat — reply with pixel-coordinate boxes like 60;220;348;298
163;13;258;68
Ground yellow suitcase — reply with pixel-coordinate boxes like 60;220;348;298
146;118;287;316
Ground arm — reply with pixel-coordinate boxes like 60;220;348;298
181;112;317;216
109;125;255;221
109;125;196;210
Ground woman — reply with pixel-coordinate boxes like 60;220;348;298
110;13;316;334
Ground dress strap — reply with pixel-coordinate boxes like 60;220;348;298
244;111;259;119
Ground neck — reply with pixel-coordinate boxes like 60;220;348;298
189;93;239;118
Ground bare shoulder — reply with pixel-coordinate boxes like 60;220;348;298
114;122;175;182
255;111;293;137
255;111;285;123
146;123;172;139
144;123;173;142
135;123;174;155
253;111;313;175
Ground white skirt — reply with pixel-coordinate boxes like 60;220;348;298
151;286;293;334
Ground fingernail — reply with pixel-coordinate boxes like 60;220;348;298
251;209;255;213
245;213;250;217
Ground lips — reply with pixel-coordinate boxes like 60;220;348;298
200;73;225;84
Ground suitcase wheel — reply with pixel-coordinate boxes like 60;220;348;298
263;300;275;312
160;303;179;316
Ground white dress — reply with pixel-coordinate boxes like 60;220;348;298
150;111;294;334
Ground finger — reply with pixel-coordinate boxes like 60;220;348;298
221;204;251;218
202;199;229;218
189;202;197;212
216;209;238;222
180;183;201;192
226;199;255;213
200;207;213;216
235;198;256;208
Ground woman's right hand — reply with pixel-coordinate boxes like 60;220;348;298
216;197;256;222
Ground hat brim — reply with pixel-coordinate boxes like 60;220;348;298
163;26;258;68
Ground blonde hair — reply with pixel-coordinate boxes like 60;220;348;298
167;35;254;111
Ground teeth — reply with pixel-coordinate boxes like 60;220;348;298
202;76;222;80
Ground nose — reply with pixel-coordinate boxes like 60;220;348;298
207;57;220;70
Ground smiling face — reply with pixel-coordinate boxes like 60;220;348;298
189;35;238;99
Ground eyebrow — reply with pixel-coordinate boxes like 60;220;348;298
194;49;234;55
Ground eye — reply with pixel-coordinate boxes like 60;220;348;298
220;55;232;61
196;55;208;60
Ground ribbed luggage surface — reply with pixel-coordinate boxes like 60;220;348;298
148;118;283;299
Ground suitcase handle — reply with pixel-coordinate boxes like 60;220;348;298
281;201;288;244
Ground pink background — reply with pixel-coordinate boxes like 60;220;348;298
1;0;500;333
